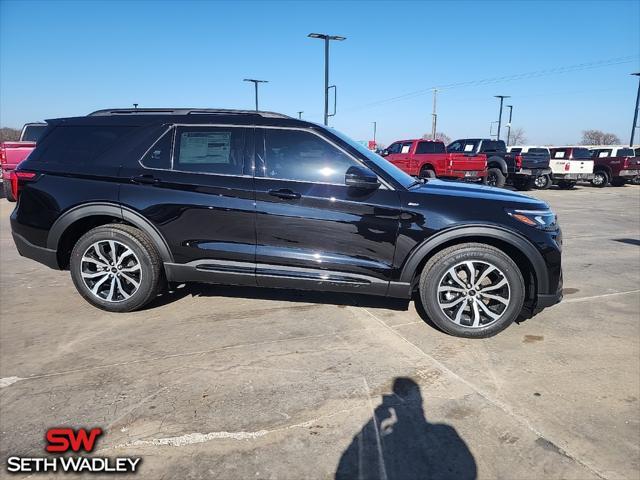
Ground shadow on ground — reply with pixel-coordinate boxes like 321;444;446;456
335;377;477;480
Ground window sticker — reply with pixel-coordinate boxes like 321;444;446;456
401;145;411;154
554;151;565;158
464;144;474;152
179;132;231;164
598;151;609;158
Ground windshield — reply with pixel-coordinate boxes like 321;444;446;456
326;127;417;189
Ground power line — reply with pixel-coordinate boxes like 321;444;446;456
340;55;637;113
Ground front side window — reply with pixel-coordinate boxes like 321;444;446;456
400;141;413;154
387;142;402;154
264;129;359;184
174;127;244;175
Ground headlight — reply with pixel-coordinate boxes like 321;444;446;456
507;209;558;230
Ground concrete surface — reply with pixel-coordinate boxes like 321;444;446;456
1;185;639;479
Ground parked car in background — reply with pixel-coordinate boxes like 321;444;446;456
507;146;553;189
447;138;550;190
545;147;595;189
381;139;487;181
588;146;640;187
9;108;563;338
1;122;47;201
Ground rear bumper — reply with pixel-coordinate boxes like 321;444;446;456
11;231;59;270
445;170;487;180
554;173;594;180
618;169;639;177
516;168;551;177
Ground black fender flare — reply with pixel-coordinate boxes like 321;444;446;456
487;156;508;174
399;225;549;293
47;202;174;263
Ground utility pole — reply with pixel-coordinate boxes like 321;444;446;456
243;79;268;111
494;95;510;141
372;121;377;147
630;73;640;147
431;89;438;140
505;105;513;146
297;111;303;119
308;33;346;125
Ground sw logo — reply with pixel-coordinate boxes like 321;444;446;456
5;427;142;474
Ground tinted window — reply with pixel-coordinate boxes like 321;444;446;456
594;149;611;158
387;142;402;154
264;129;358;184
571;148;592;159
21;124;47;142
174;127;244;175
400;141;413;154
141;129;173;169
617;148;634;157
510;147;522;154
481;140;505;152
529;148;549;155
416;141;445;154
38;125;135;165
448;140;478;153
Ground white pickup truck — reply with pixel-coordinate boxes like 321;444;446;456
541;147;595;189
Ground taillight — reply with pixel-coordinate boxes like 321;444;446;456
0;148;6;166
515;155;523;169
10;171;38;201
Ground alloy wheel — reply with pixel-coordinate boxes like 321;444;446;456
80;240;142;302
534;176;547;188
436;260;511;328
592;172;606;186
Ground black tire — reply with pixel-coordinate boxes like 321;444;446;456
590;170;609;188
69;224;163;312
557;180;576;190
419;167;436;179
533;174;552;190
513;177;534;191
610;177;627;187
418;243;525;338
486;168;506;188
3;180;15;202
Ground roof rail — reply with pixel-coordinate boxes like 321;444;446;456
87;108;292;119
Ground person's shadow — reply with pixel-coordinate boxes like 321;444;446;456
335;378;477;480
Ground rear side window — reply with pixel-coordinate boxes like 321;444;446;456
263;129;358;184
617;148;634;157
416;142;445;154
21;124;47;142
38;125;135;165
174;127;245;175
571;148;592;159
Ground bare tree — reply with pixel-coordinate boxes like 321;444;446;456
422;132;451;144
0;127;20;142
509;127;527;145
580;130;620;145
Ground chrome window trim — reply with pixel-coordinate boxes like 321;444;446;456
137;123;394;189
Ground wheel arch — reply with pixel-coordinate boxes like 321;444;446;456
48;203;173;269
400;226;548;301
487;156;508;173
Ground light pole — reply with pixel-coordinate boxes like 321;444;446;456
505;105;513;146
243;79;268;111
431;89;438;140
308;33;346;126
630;73;640;147
494;95;510;141
373;121;377;147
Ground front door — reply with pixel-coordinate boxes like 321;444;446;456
253;127;402;295
119;124;256;286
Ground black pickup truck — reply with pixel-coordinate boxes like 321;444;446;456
447;139;551;189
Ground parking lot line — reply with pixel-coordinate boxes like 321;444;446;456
562;289;640;304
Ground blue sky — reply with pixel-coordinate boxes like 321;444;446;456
1;0;639;145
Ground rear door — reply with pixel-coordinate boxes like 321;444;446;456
119;124;257;285
253;127;402;294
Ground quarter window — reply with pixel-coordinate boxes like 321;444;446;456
263;129;359;184
141;130;172;169
174;127;244;175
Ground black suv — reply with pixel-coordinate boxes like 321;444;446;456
10;109;562;338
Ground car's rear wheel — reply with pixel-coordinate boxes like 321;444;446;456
485;168;506;188
533;174;552;190
590;170;609;188
419;243;525;338
3;181;15;202
70;224;163;312
419;167;436;179
610;177;627;187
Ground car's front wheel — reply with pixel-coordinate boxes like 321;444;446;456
590;170;609;188
419;243;525;338
70;224;163;312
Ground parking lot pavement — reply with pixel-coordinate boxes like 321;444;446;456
1;185;639;480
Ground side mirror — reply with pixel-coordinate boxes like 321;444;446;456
345;165;380;190
380;149;389;157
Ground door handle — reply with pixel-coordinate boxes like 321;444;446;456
131;174;159;185
268;188;301;200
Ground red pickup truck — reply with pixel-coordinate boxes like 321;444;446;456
589;146;640;187
381;139;487;181
1;123;47;201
